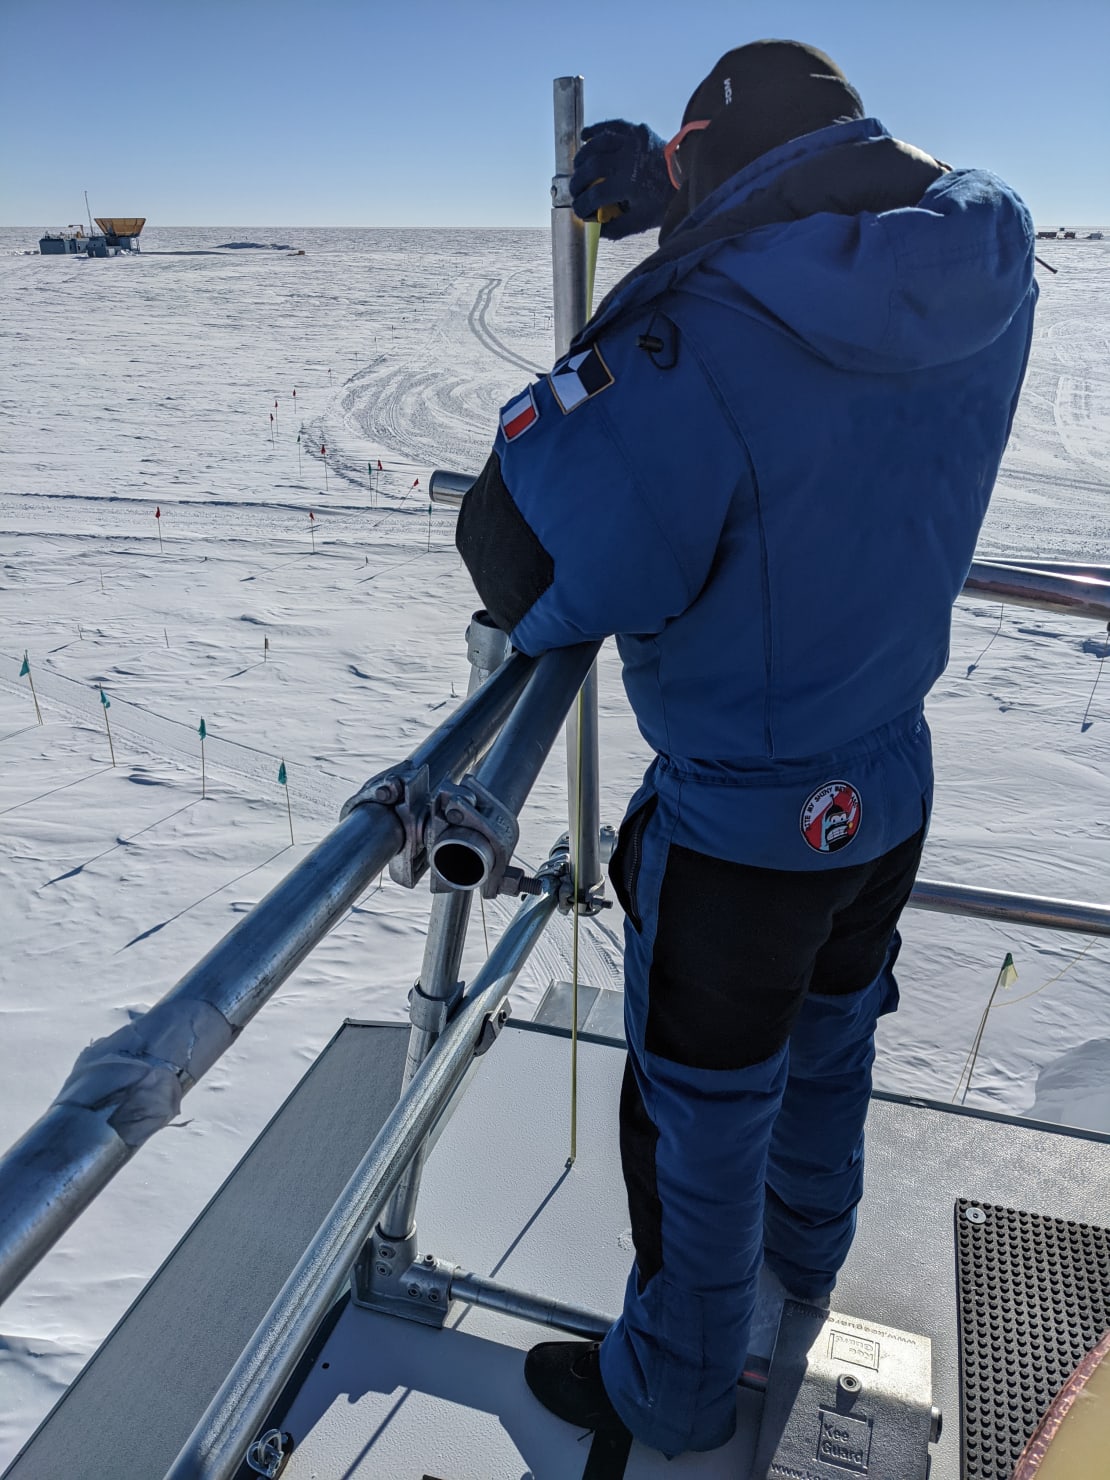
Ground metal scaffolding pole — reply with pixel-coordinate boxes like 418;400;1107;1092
909;880;1110;937
551;74;603;904
377;613;512;1243
965;560;1110;621
165;861;564;1480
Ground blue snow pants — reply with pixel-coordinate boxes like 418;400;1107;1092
597;778;923;1454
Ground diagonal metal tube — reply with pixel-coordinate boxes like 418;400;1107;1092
164;862;563;1480
0;653;538;1310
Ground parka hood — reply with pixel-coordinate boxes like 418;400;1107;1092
585;118;1036;375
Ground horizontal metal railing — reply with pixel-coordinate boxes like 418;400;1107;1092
908;881;1110;937
964;560;1110;621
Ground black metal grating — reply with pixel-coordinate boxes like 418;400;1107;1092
954;1198;1110;1480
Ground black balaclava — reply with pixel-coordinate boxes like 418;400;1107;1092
660;40;865;240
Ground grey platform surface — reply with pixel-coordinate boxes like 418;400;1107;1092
3;1022;410;1480
279;1019;1110;1479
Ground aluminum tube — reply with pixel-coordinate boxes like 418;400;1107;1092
381;616;511;1239
429;469;475;507
909;879;1110;937
998;558;1110;583
474;643;600;818
0;1111;131;1309
0;803;403;1308
567;662;604;896
408;649;535;786
551;76;588;360
379;887;473;1242
451;1269;613;1340
964;561;1110;622
165;877;560;1480
465;611;512;696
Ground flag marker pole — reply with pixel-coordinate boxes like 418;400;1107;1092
279;759;294;844
99;688;116;767
20;652;43;725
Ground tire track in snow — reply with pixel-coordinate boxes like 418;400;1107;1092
467;276;546;377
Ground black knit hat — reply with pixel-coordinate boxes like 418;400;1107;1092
661;39;865;236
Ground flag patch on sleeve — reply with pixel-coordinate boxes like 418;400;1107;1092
500;386;539;442
549;344;614;414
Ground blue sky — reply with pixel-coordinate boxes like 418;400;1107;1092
2;0;1106;227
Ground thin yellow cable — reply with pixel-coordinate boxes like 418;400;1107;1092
993;937;1099;1007
568;687;584;1167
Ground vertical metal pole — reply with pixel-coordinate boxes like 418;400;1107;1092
551;76;603;902
377;612;511;1241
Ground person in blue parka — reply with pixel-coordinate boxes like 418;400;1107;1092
456;38;1036;1459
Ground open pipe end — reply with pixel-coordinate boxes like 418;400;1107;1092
430;829;496;892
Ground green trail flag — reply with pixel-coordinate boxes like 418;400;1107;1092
198;717;207;741
98;687;116;766
20;652;43;724
278;758;293;843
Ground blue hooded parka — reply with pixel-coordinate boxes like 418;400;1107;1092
457;115;1036;1453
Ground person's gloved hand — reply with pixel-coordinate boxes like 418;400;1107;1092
570;120;671;240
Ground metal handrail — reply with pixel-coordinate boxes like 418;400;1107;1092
909;880;1110;937
0;649;540;1307
964;560;1110;621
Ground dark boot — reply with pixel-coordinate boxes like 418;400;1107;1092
524;1340;627;1432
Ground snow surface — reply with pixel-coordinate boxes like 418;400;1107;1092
0;225;1107;1463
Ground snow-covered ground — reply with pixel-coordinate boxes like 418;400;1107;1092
0;225;1107;1463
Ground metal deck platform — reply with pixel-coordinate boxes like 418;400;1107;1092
8;1016;1109;1478
269;1018;1110;1479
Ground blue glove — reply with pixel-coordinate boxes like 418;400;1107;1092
570;119;671;240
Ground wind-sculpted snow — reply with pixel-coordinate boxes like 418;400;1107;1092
0;225;1107;1465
